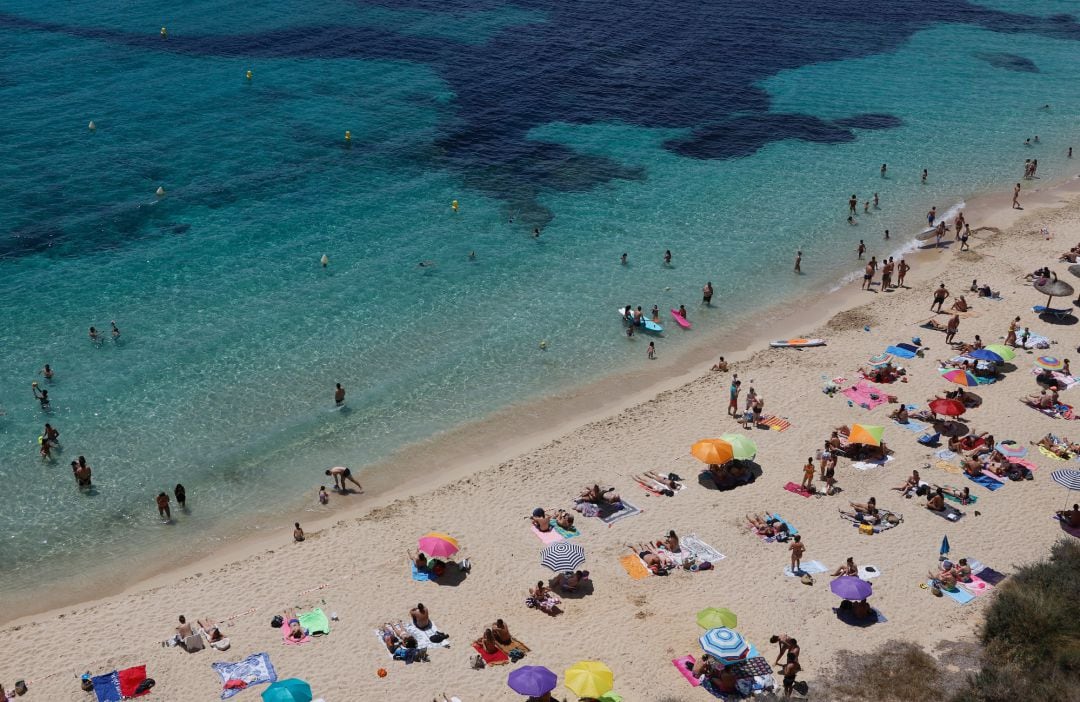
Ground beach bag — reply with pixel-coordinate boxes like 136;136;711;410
460;558;472;573
859;523;874;535
271;615;284;628
800;574;814;586
135;679;156;694
429;632;449;643
470;654;486;670
931;586;943;597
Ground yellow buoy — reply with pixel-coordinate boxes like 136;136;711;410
344;130;351;142
451;200;459;212
320;254;329;268
246;70;252;81
539;340;548;350
88;120;96;131
155;186;165;197
160;26;167;38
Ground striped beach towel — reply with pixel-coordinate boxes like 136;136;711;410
759;415;791;431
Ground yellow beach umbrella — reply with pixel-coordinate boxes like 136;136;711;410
691;439;734;465
849;424;884;446
696;607;738;629
565;661;613;698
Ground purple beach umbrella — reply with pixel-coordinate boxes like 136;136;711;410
508;666;558;697
830;575;873;600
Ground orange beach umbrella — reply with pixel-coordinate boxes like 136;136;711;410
691;439;735;465
848;424;884;446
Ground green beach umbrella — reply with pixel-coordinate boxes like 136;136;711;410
262;679;313;702
697;607;738;629
985;344;1015;362
719;434;757;460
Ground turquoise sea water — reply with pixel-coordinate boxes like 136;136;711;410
1;0;1079;605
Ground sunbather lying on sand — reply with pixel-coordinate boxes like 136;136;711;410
197;619;226;644
861;363;902;383
1036;433;1080;457
380;622;427;662
892;470;920;494
840;507;880;525
283;609;307;641
934;485;971;505
922;318;947;331
962;456;984;477
643;470;681;490
633;473;676;495
746;513;789;539
1025;389;1059;409
578;484;621;504
553;510;575;530
626;543;675;573
849;497;876;513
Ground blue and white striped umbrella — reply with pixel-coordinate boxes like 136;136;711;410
1051;469;1080;491
540;541;586;572
699;627;750;662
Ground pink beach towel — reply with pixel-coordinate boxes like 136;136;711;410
672;656;702;686
784;482;813;498
531;525;564;544
842;380;889;410
281;621;310;646
962;574;993;596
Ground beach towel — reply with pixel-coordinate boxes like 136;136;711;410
852;455;895;470
681;534;726;565
599;500;640;524
619;554;651;580
1054;514;1080;537
1039;445;1071;461
858;565;881;579
842;380;889;410
531;524;564;544
783;482;813;498
981;469;1006;483
784;560;828;576
407;622;449;649
759;415;791;431
727;656;772;679
496;636;531;657
832;606;887;625
885;345;918;359
472;642;510;665
896;419;929;433
972;565;1007;585
92;671;122;702
936;460;962;474
964;472;1004;491
841;509;901;533
961;574;993;596
935;449;958;462
212;653;277;700
551;521;580;539
769;514;798;535
672;656;702;687
411;562;433;581
1030;369;1080;390
943;491;977;505
1024;400;1074;419
930;581;975;604
927;505;964;522
117;665;151;698
299;609;330;636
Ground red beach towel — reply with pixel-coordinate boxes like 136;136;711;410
784;482;813;498
472;642;510;665
117;665;150;697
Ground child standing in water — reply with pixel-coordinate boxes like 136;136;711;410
647;342;656;360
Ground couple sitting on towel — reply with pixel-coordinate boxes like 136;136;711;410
529;508;575;533
526;582;562;613
380;622;427;663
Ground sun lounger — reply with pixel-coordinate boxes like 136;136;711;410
212;653;278;700
1033;305;1074;319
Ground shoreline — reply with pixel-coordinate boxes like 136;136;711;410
7;166;1078;627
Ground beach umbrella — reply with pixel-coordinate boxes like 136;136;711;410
985;344;1016;362
940;534;951;557
564;661;613;698
849;424;884;446
418;532;459;559
696;607;738;629
968;348;1004;363
995;440;1027;459
830;575;873;600
719;434;757;460
508;666;558;697
691;439;734;465
928;398;965;417
1034;275;1074;310
700;627;750;662
540;541;585;572
1068;264;1080;302
1051;469;1080;491
942;369;979;387
262;679;312;702
1035;356;1065;371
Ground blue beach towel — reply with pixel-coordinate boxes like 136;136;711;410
886;345;917;359
784;560;827;576
551;520;580;538
930;581;975;604
897;419;929;433
769;513;798;535
212;653;278;700
964;472;1004;491
411;562;432;581
92;671;121;702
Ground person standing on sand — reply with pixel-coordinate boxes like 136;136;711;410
897;259;910;287
880;259;893;290
789;535;805;573
945;314;960;344
857;240;865;259
326;466;364;493
156;492;172;522
334;383;346;406
862;261;874;291
800;458;815;491
931;283;950;312
702;282;713;305
848;194;858;215
794;251;801;273
1013;183;1022;209
1005;316;1019;347
728;378;742;417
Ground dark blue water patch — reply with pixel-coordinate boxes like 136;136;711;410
974;51;1039;72
666;113;901;160
2;1;1080;258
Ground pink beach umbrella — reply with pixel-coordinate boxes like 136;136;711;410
418;532;460;559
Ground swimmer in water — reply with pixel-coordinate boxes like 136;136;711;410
880;163;887;178
334;383;345;406
418;261;436;267
32;382;50;409
111;320;121;340
40;364;54;380
468;251;476;260
651;305;660;323
89;326;100;344
647;341;655;359
664;249;672;266
532;228;540;238
621;253;628;265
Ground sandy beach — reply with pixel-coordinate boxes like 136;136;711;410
4;172;1080;701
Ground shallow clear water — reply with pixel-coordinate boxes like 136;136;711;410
1;0;1078;603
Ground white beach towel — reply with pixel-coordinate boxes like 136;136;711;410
852;455;895;470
